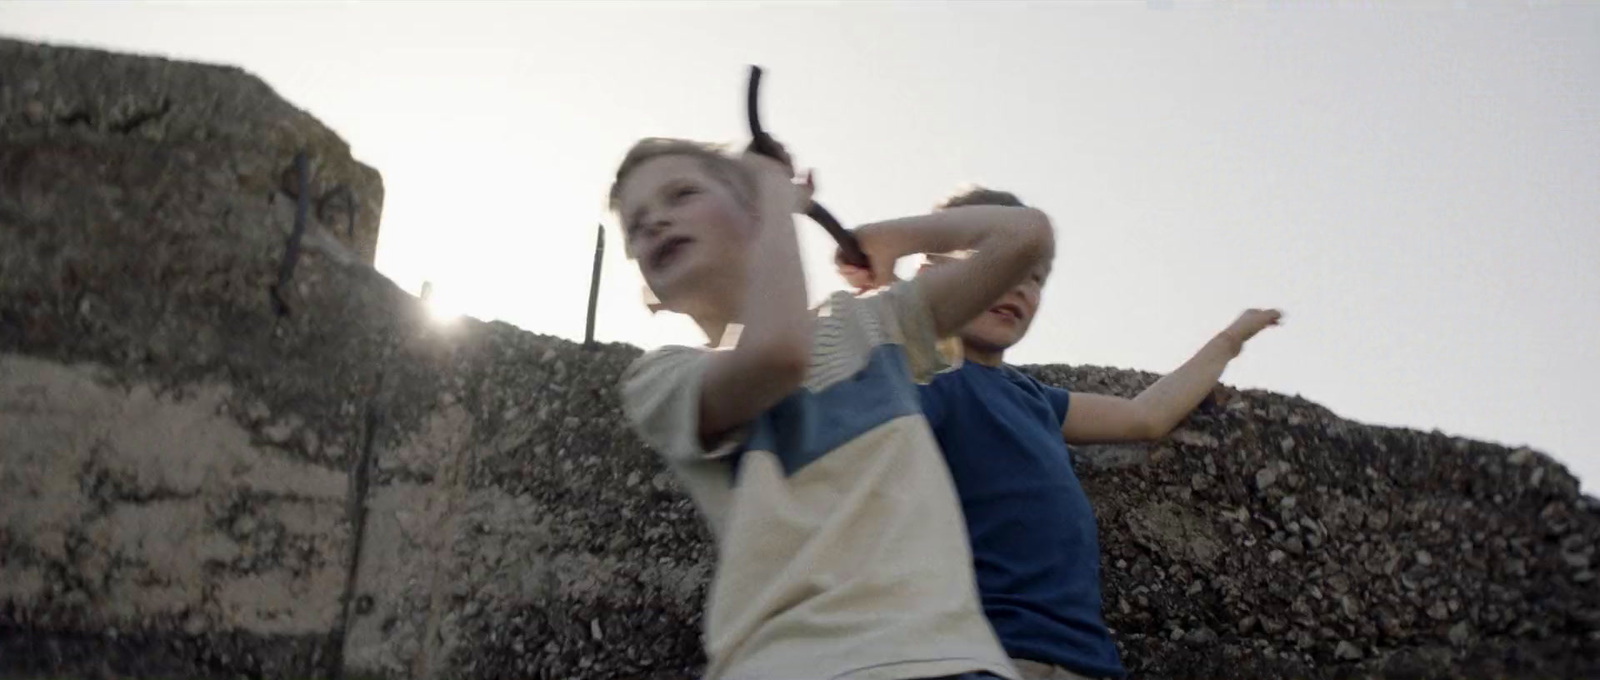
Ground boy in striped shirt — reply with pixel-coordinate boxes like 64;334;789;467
611;138;1054;680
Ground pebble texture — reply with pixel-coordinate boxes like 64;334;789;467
2;38;1596;679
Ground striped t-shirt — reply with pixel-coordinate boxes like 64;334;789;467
621;279;1016;680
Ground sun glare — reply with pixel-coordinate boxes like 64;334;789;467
421;281;461;325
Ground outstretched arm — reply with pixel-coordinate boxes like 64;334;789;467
1061;309;1282;444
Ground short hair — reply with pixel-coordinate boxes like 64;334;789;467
936;185;1027;211
608;138;755;213
925;186;1046;275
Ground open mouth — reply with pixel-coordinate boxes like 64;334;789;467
989;303;1026;323
649;236;693;273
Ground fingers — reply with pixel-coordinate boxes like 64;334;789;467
738;153;809;217
769;140;795;171
850;264;894;289
1236;310;1284;342
795;169;816;212
748;136;784;163
1223;309;1283;345
836;252;896;292
872;258;897;287
747;137;797;175
837;263;875;292
740;149;790;175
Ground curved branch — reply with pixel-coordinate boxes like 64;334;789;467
745;66;869;269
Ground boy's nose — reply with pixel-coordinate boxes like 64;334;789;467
1006;289;1038;315
644;212;671;237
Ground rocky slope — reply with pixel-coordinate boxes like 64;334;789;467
2;38;1596;679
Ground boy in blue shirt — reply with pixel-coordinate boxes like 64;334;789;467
841;187;1280;680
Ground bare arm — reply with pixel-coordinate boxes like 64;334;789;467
851;206;1055;337
697;157;812;441
1061;309;1282;444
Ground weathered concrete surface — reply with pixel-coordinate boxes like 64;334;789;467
0;356;350;676
0;36;400;678
3;37;1598;680
0;38;383;264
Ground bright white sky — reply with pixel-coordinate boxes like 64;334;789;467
5;1;1597;491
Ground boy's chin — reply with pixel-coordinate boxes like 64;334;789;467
644;272;691;304
648;284;715;317
961;327;1024;354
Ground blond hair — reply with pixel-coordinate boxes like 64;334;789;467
608;138;756;213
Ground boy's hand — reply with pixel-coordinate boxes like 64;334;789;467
1219;308;1283;353
794;170;815;214
740;141;812;214
835;223;906;292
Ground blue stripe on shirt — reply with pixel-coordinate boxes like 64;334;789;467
735;344;922;477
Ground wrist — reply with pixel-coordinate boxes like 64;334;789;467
1210;331;1244;358
857;221;917;259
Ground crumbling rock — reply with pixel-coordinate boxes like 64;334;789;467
3;38;1597;680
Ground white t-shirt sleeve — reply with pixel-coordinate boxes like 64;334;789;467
863;278;955;384
620;345;747;463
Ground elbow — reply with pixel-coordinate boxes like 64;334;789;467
1016;207;1055;258
1137;411;1170;442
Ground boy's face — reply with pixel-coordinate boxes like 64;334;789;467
616;155;752;313
923;258;1048;354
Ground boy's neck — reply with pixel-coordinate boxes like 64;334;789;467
692;301;744;349
696;316;735;349
680;287;743;348
964;346;1006;367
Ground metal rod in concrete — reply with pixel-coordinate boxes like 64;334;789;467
584;223;604;347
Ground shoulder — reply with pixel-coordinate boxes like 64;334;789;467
620;344;739;464
920;359;972;389
852;280;953;382
628;343;707;367
621;345;710;403
1009;366;1073;419
624;343;706;373
859;278;931;323
1001;365;1048;387
819;279;927;322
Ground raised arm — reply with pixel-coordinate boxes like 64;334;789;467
695;154;813;441
848;205;1055;338
1060;309;1282;444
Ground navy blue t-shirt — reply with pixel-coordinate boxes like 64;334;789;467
919;362;1126;679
